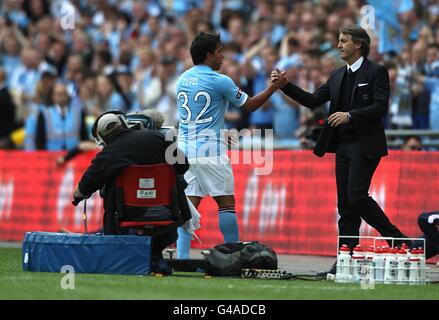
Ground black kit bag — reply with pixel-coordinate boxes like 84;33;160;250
205;241;278;276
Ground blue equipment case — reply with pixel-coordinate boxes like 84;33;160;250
22;232;151;275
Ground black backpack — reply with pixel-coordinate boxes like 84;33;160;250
205;241;278;276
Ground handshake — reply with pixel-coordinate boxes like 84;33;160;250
270;68;288;89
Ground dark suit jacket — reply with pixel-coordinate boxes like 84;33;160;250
281;58;389;159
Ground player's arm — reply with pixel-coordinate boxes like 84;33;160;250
271;69;330;110
241;77;287;112
219;72;288;113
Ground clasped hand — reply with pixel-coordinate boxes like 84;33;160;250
327;112;351;127
270;69;288;88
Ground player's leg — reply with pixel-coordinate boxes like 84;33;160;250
205;156;239;243
176;166;202;259
213;195;239;243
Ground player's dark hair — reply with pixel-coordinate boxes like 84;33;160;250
190;32;221;65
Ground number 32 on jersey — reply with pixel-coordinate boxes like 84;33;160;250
178;91;213;125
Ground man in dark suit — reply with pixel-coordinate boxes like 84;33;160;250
272;26;408;275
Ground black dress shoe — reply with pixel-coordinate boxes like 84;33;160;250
316;261;337;277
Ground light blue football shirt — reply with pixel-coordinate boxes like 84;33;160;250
176;64;248;158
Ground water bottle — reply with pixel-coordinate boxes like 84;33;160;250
396;249;409;284
384;248;398;284
409;249;421;285
372;247;385;283
336;244;352;283
352;245;366;282
365;246;375;282
417;248;426;284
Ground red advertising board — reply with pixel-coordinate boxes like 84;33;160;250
1;150;438;261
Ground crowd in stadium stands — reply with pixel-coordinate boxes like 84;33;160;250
0;0;438;152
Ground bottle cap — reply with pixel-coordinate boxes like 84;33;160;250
353;246;364;252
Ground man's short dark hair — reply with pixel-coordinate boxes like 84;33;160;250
190;32;221;65
339;25;371;57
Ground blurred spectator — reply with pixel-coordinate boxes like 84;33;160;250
385;61;399;128
141;55;179;126
34;32;52;58
413;70;439;131
72;71;99;118
24;82;88;151
10;47;47;106
271;2;288;46
0;68;23;149
426;43;439;77
160;0;195;18
115;65;140;112
222;59;251;131
96;74;127;112
23;0;50;23
33;70;57;107
91;50;112;75
46;39;67;76
1;0;30;30
247;45;277;132
0;32;23;87
389;59;414;129
133;47;155;95
271;59;300;141
401;135;423;151
368;0;414;56
411;41;430;129
220;13;245;45
279;35;302;66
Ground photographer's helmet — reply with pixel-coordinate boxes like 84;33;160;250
91;110;128;147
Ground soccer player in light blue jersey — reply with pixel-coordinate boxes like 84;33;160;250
176;32;287;258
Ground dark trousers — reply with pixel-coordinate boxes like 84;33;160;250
417;212;439;259
335;139;407;249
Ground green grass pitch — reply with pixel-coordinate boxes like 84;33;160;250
1;248;438;300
